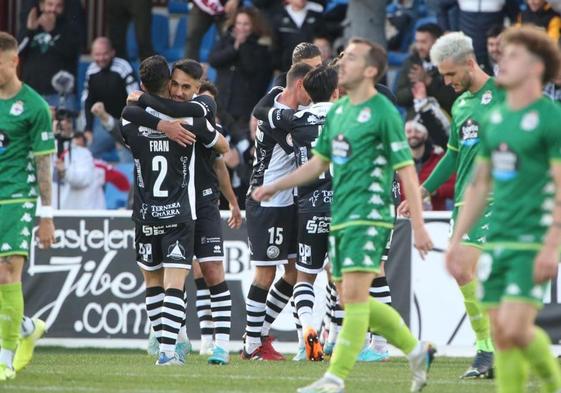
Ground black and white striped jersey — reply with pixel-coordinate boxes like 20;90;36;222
254;102;333;213
248;87;297;207
121;103;218;225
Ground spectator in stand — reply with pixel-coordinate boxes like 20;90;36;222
209;7;272;140
19;0;86;51
485;25;504;76
517;0;561;42
396;23;456;115
456;0;519;67
411;81;451;150
313;35;334;64
427;0;460;32
343;0;388;47
186;0;240;61
105;0;153;61
544;68;561;102
271;0;324;72
82;37;139;162
52;118;106;210
403;117;455;211
18;0;81;109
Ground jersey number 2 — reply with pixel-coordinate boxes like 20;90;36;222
152;155;168;197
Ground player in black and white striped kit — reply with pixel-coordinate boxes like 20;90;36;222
120;56;228;366
242;63;314;360
252;65;338;362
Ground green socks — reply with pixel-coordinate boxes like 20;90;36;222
460;280;493;352
495;348;529;393
521;328;561;393
0;282;24;351
327;302;369;380
368;298;417;354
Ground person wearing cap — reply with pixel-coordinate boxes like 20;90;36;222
403;116;455;211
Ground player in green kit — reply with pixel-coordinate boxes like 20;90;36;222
447;25;561;393
399;31;504;379
0;32;55;380
253;38;435;393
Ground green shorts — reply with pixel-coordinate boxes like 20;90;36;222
0;201;36;258
329;225;391;281
450;202;493;248
478;248;548;309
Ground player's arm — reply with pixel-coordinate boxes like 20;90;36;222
214;158;242;229
35;153;55;248
253;155;329;201
422;145;458;196
135;92;208;118
534;162;561;283
186;118;229;154
253;106;295;132
445;160;491;280
121;105;196;147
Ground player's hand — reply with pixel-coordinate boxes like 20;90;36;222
127;90;143;103
37;218;55;249
534;245;559;284
252;185;276;202
224;0;239;17
55;158;65;173
158;120;196;147
397;200;410;217
413;224;433;260
445;241;464;281
227;203;242;229
91;102;110;122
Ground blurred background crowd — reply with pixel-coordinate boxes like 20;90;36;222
2;0;561;210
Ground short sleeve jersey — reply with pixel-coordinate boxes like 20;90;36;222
448;78;505;206
313;94;413;231
478;97;561;246
0;84;54;202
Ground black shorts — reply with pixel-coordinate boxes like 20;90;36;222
381;229;394;263
135;221;194;271
297;212;330;274
246;201;298;266
194;201;224;262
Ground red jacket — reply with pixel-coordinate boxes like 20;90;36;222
400;143;456;211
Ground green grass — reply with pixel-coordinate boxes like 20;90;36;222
3;348;543;393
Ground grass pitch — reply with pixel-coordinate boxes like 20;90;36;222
3;348;543;393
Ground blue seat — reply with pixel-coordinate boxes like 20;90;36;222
169;0;189;14
163;16;187;62
199;24;218;63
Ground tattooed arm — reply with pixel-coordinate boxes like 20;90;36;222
35;154;55;249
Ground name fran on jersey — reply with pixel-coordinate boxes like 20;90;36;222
150;140;169;152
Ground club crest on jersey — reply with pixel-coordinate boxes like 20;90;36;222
332;134;352;165
521;111;539;131
10;101;24;116
166;240;186;260
0;131;10;155
460;119;480;146
140;203;149;220
307;114;321;125
481;90;493;105
357;108;371;123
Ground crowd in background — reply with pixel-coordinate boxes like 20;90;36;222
13;0;561;210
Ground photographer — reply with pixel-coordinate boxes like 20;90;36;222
52;112;105;209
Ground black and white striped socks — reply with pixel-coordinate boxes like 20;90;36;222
160;288;185;355
262;278;294;337
209;281;232;351
245;285;268;354
145;286;164;344
195;278;214;347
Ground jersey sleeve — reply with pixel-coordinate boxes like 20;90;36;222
477;112;492;161
138;94;207;118
313;110;332;162
383;110;413;170
31;98;55;156
185;118;219;149
255;107;295;132
121;105;160;130
447;102;460;153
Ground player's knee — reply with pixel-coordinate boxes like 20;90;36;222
0;259;21;284
296;272;316;284
282;268;298;285
253;267;276;288
200;262;225;287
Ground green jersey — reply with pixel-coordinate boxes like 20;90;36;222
0;84;54;203
314;93;413;231
448;78;505;206
478;97;561;248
